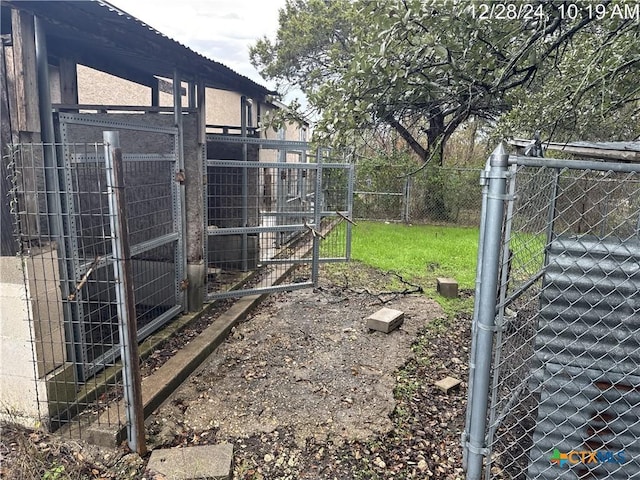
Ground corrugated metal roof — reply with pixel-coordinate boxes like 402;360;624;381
568;141;640;153
528;235;640;479
510;139;640;162
94;0;270;92
1;0;275;98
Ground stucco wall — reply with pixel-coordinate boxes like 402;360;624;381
75;66;308;144
77;65;178;106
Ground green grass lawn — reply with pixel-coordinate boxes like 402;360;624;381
351;221;479;288
328;221;480;314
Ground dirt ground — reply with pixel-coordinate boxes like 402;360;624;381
1;264;471;479
146;279;444;450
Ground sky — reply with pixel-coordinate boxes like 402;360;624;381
107;0;287;91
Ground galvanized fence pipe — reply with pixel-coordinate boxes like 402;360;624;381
462;157;492;470
104;131;146;455
483;163;519;477
466;143;509;480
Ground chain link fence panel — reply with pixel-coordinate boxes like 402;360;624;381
465;149;640;480
353;163;483;226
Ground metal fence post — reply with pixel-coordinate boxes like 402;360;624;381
311;148;323;286
466;142;508;480
104;131;146;456
402;176;411;223
462;157;492;470
345;164;355;260
173;69;188;311
240;95;249;271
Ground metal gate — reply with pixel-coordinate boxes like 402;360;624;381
206;135;354;300
464;144;640;479
52;113;185;381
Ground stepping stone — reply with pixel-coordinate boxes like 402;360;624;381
147;443;233;480
366;307;404;333
435;376;462;393
436;277;458;298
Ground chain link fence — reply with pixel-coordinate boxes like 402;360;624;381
464;146;640;479
353;163;483;226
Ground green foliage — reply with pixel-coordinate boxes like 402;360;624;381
415;165;462;222
43;464;65;480
354;155;483;224
497;7;640;141
355;151;415;193
250;0;356;96
253;0;639;161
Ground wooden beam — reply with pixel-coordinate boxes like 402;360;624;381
1;42;17;255
151;82;159;108
11;9;40;134
196;79;206;145
3;46;19;144
58;57;78;105
188;82;196;109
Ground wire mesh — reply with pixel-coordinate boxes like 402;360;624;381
5;140;181;434
205;140;353;300
482;161;640;479
353;164;483;225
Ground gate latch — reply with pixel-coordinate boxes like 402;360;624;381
303;219;326;239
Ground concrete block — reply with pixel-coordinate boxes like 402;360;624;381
0;339;35;378
0;256;26;284
84;419;126;450
0;369;46;423
0;282;29;302
435;376;462;393
147;443;233;480
0;286;31;339
207;234;259;270
436;277;458;298
366;307;404;333
34;322;67;378
46;365;79;415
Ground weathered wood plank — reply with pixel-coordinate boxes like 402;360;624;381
1;42;17;255
11;10;40;134
58;57;78;105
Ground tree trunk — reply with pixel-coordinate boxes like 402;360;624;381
426;110;445;166
384;110;447;165
385;115;428;162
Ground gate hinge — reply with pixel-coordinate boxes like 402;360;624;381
465;441;490;456
179;278;189;290
176;170;186;184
